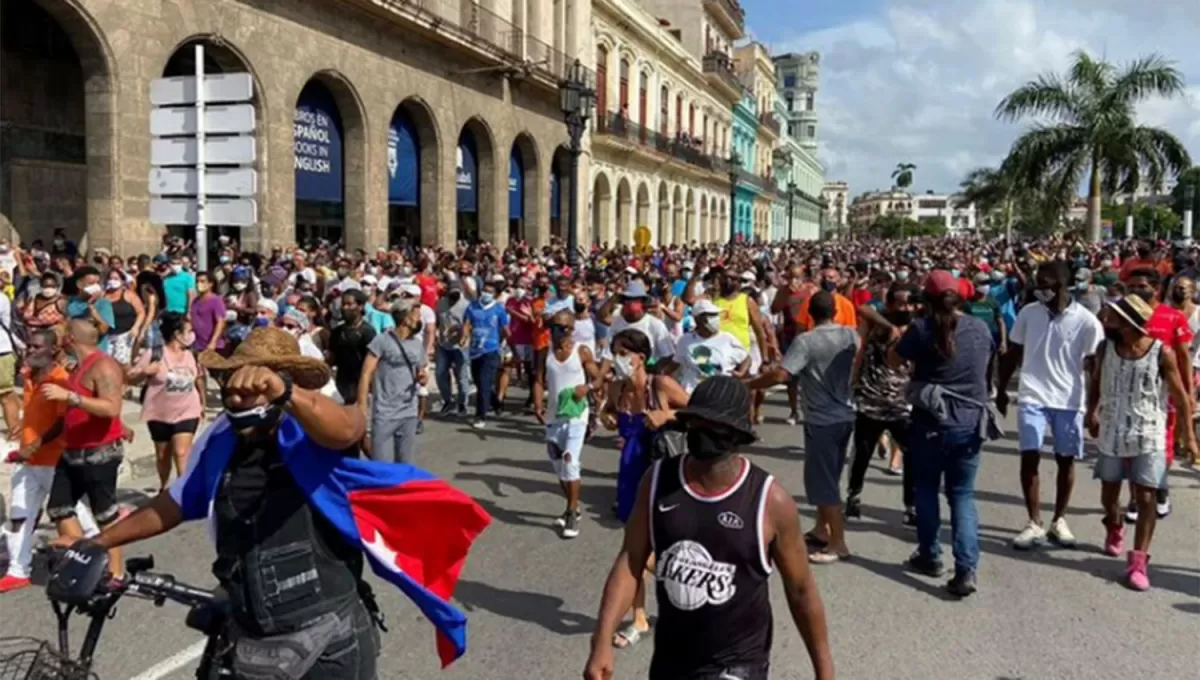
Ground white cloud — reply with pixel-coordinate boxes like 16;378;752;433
779;0;1200;197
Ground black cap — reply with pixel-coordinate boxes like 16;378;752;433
676;376;757;443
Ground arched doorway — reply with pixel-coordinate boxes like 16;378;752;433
387;98;439;248
456;118;495;244
616;177;633;245
591;172;612;247
656;182;670;246
684;188;695;243
509;133;539;244
635;183;650;245
551;145;571;242
671;185;683;245
293;79;345;245
699;195;710;244
159;37;263;257
1;0;115;251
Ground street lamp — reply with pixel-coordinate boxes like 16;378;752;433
559;59;595;268
787;181;796;242
728;151;741;243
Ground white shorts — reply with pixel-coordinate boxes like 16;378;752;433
8;464;55;523
546;419;587;482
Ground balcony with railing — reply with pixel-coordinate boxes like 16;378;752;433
759;112;781;137
702;51;744;98
596;112;728;175
368;0;592;89
702;0;746;36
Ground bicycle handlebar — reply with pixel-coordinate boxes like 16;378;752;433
42;548;214;610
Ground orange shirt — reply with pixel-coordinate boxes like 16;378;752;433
21;365;71;467
531;298;551;350
797;292;858;331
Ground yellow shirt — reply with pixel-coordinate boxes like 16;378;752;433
716;293;752;350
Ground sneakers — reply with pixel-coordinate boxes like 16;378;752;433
785;412;799;426
1047;517;1076;548
1125;550;1151;591
561;512;580;539
438;403;456;416
945;571;978;598
904;551;945;577
1012;520;1047;550
844;496;862;520
554;510;581;528
1103;522;1125;557
1124;501;1139;523
902;507;917;527
1156;497;1171;519
0;574;31;594
472;419;487;430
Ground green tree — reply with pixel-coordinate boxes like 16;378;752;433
995;51;1192;242
892;162;916;190
959;166;1017;239
1171;166;1200;215
868;214;931;239
960;164;1074;238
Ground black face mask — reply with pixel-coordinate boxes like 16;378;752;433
886;310;913;327
821;279;838;293
574;302;587;315
448;291;462;304
687;428;739;461
550;323;571;343
225;403;284;432
1104;328;1122;343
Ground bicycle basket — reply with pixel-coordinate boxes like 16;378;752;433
0;638;94;680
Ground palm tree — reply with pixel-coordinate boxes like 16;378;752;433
995;51;1192;242
959;166;1015;239
892;162;916;190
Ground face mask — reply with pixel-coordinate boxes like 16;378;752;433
1104;328;1122;343
1171;288;1189;303
82;283;102;297
895;271;910;282
225;403;283;431
698;315;720;334
40;286;58;298
254;316;271;327
448;291;463;303
821;280;837;293
623;301;645;318
574;302;587;315
180;331;196;347
886;310;913;327
54;239;64;247
687;428;738;461
170;264;182;274
233;281;247;292
550;323;571;344
479;293;495;305
1101;260;1113;268
105;279;122;291
951;269;961;278
613;355;635;379
990;271;1005;282
1033;289;1055;304
1076;282;1090;292
219;256;231;265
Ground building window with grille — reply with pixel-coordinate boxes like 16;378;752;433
619;59;630;113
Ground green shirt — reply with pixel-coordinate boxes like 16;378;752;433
1093;271;1118;288
965;298;1000;335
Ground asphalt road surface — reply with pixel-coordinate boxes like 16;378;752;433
1;396;1197;680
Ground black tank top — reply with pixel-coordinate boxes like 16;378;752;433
110;295;137;335
649;455;774;679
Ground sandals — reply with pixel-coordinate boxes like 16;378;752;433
809;549;852;565
804;531;829;550
613;623;649;649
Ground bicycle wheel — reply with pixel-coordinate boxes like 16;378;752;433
0;637;95;680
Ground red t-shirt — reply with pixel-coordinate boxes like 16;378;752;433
1145;303;1193;462
415;273;440;309
851;287;872;307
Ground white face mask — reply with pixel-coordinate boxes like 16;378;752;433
105;279;122;291
513;288;526;300
170;264;183;274
83;283;102;297
613;355;635;379
233;281;247;292
40;287;58;298
698;315;720;334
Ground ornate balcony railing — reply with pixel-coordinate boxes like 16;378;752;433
759;112;781;136
702;52;743;94
597;112;727;174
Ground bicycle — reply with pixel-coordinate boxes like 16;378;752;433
0;546;232;679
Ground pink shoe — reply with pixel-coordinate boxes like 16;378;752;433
1103;523;1124;557
1126;550;1151;591
0;574;31;594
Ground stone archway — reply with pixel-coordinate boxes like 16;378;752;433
615;176;632;245
388;96;441;248
656;182;670;246
592;172;613;246
635;182;651;245
508;131;541;245
455;116;498;245
2;0;118;250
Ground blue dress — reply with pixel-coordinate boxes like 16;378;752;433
616;412;651;524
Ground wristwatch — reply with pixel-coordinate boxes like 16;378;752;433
275;374;294;409
68;392;83;407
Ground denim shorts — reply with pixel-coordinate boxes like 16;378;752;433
1093;454;1167;489
546;419;587;482
1017;403;1085;459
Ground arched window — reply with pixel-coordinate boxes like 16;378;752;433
660;85;669;134
688;104;695;138
675;94;683;136
639;71;649;128
596;46;608;116
619;58;630;113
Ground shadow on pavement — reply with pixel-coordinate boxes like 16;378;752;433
1173;601;1200;614
455;471;622;530
460;456;619;481
453;580;596;635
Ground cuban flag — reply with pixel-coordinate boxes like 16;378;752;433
170;414;492;667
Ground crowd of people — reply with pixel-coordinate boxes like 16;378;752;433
1;226;1198;679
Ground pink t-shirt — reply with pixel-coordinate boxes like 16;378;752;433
507;298;532;346
138;347;203;424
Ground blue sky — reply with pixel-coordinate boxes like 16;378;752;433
738;0;1200;197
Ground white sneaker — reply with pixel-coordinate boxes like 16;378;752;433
1012;520;1047;550
1047;517;1076;547
472;419;486;430
785;414;798;426
1156;497;1171;519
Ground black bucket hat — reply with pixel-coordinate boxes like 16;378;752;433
675;376;757;443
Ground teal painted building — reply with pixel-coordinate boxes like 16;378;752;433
732;92;760;241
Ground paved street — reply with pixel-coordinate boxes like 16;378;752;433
1;394;1197;680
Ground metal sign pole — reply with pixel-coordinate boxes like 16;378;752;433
194;42;208;271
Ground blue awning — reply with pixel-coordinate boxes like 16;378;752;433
388;110;419;206
294;82;344;203
508;150;524;220
456;133;478;213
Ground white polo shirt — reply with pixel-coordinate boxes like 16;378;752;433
1011;300;1104;411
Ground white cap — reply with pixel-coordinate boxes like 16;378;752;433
740;270;756;282
360;274;378;286
256;298;278;315
403;283;422;297
692;299;720;316
625;266;638;275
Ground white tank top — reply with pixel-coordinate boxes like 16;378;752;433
546;343;589;422
572;319;597;355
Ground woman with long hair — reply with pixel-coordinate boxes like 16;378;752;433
103;267;146;367
600;328;688;649
127;311;205;491
889;270;994;599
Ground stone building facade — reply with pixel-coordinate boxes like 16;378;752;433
1;0;591;255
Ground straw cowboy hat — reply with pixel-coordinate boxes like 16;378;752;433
199;326;331;390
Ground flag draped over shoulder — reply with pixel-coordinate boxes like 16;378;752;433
173;414;492;667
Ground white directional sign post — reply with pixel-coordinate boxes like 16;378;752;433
148;45;256;271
